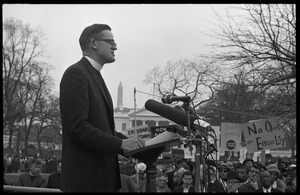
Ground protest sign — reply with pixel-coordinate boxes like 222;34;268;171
125;125;152;141
149;126;167;138
220;123;243;152
243;117;286;153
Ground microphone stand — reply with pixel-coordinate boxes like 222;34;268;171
181;101;206;193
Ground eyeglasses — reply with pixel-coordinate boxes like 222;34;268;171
93;38;117;46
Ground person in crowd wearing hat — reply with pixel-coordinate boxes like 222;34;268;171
243;158;254;172
225;171;242;193
131;162;147;192
217;162;229;192
267;164;286;192
284;169;296;193
277;160;288;173
207;165;227;193
277;160;289;181
238;163;262;192
254;171;283;193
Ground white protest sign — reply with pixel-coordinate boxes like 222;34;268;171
125;125;152;142
220;123;243;152
242;117;286;153
239;147;247;163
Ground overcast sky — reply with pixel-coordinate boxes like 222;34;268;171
3;4;231;108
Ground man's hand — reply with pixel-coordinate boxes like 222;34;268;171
121;136;145;152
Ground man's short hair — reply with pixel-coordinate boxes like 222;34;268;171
79;24;111;51
182;170;193;177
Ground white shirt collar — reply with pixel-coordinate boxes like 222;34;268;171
262;187;272;193
84;56;103;72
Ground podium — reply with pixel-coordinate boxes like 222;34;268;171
124;137;181;192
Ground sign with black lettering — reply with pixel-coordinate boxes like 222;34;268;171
125;125;152;142
150;126;167;138
242;117;286;153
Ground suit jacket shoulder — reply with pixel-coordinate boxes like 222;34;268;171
17;173;46;188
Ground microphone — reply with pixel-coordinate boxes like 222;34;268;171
161;94;191;104
145;99;210;134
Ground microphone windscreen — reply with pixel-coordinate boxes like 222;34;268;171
145;99;197;127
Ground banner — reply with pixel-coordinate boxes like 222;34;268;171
124;125;152;142
149;126;167;138
220;123;244;152
242;117;286;153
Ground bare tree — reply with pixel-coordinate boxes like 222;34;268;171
208;4;295;107
34;94;61;156
3;18;46;149
144;57;219;108
205;4;296;157
3;18;57;156
17;61;55;156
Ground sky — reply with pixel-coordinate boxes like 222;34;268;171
3;4;231;109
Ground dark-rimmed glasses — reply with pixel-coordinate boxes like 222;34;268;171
93;38;116;46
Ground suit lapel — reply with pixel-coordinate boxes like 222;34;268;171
82;58;116;135
83;58;114;114
98;71;114;112
31;174;41;187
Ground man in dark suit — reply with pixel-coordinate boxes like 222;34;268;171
254;171;283;193
16;158;46;188
173;171;195;193
46;161;61;189
59;24;145;192
238;163;261;192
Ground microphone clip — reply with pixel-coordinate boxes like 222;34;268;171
166;124;188;137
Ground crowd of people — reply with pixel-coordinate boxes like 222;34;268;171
3;153;60;175
118;155;297;193
3;152;297;193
